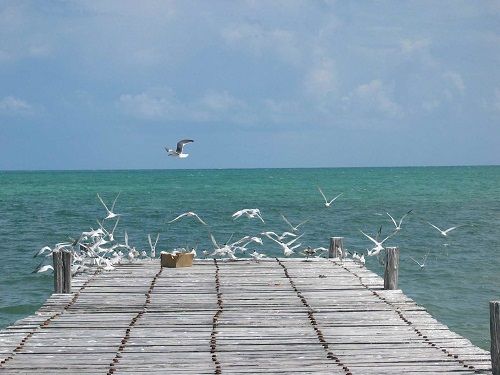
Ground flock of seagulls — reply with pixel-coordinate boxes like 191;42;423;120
33;194;159;275
32;138;466;275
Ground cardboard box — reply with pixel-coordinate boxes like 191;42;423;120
161;252;194;268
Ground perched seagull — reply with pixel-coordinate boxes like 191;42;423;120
317;187;343;208
148;233;160;258
165;139;194;158
168;211;207;226
427;222;461;237
232;208;265;223
387;210;412;231
359;229;395;256
97;192;121;220
281;214;309;233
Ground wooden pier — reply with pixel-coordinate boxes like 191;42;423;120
0;258;493;374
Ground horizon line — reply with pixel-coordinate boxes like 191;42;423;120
0;163;498;173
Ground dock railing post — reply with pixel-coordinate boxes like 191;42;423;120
53;251;63;293
62;251;72;294
384;247;399;290
491;301;500;375
329;237;344;259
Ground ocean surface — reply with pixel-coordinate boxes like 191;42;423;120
0;166;499;350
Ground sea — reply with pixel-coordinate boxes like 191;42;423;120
0;166;499;350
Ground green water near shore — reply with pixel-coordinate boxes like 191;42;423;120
0;166;499;350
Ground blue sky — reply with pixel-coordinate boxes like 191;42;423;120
0;1;499;170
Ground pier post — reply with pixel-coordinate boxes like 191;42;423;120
384;247;399;290
62;251;72;294
53;251;63;293
491;301;500;375
329;237;344;259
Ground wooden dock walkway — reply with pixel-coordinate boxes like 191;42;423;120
0;258;492;374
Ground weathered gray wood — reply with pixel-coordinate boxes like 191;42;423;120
52;251;63;293
328;237;344;258
384;247;399;290
492;301;500;375
0;258;491;374
62;251;72;294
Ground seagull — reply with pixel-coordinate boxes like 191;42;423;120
318;187;343;208
168;211;207;225
281;214;308;233
232;208;265;223
264;233;303;257
250;250;267;262
427;222;461;237
34;242;72;258
409;251;430;269
387;210;412;231
261;231;297;242
97;192;121;220
165;139;194;158
148;233;160;258
359;229;395;256
32;264;54;274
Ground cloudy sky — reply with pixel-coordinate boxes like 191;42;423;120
1;1;499;170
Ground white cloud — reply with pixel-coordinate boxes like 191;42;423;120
118;88;249;123
118;88;180;121
304;57;337;97
345;80;403;118
493;89;500;112
443;71;466;95
0;96;33;115
400;38;430;55
221;23;301;65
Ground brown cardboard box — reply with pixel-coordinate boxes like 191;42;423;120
160;252;194;268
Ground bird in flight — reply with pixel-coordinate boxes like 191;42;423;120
359;229;395;256
168;211;207;226
97;192;121;220
165;139;194;158
232;208;265;223
281;214;308;233
317;187;343;208
427;222;462;237
387;210;412;231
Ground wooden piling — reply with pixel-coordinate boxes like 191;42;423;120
62;251;72;294
52;251;63;293
491;301;500;375
329;237;344;258
384;247;399;290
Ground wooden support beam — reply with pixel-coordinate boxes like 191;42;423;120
492;301;500;375
384;247;399;290
329;237;344;258
52;251;63;293
62;251;72;294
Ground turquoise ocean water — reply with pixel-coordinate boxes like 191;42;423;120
0;166;498;350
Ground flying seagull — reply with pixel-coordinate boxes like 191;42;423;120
317;187;343;208
387;210;412;231
97;192;121;220
165;139;194;158
281;214;308;233
168;211;207;225
359;229;395;256
427;222;462;237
